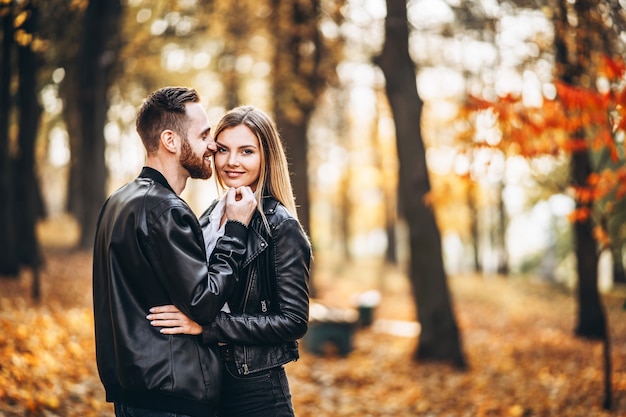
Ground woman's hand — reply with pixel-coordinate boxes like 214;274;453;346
146;305;202;335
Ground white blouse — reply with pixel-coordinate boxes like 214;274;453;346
201;195;230;313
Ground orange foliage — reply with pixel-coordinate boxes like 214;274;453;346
1;249;626;417
600;56;626;80
555;81;610;114
593;225;612;248
465;57;625;160
463;56;626;245
568;206;591;222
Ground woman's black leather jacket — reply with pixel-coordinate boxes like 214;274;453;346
200;196;311;375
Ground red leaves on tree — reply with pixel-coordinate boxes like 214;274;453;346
466;57;624;160
600;55;626;81
464;56;626;245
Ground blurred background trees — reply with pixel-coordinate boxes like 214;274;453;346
0;0;625;373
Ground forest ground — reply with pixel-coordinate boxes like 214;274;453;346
0;215;625;416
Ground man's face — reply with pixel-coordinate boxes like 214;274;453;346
179;102;215;180
180;137;211;179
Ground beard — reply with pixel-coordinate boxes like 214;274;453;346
180;138;212;179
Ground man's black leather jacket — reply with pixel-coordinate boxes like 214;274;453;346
92;167;248;417
200;196;311;375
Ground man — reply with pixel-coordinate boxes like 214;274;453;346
92;86;256;417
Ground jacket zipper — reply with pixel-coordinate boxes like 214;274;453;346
240;269;255;375
240;219;268;376
241;270;254;311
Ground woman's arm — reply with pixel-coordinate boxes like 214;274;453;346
204;217;312;345
147;305;203;335
149;217;312;345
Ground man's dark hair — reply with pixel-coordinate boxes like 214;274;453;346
136;86;200;153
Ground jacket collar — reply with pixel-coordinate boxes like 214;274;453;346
139;167;175;194
199;194;276;268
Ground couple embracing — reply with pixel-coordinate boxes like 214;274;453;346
93;86;311;417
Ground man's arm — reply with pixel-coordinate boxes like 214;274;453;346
144;204;244;325
146;188;255;325
145;186;256;326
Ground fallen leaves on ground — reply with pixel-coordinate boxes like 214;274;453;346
0;248;625;416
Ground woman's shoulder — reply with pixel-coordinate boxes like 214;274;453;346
262;197;308;240
262;196;291;221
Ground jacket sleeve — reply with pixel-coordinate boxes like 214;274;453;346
146;201;248;326
203;217;311;345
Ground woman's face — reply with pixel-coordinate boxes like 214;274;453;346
215;124;262;192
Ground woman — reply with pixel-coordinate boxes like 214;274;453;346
147;105;311;417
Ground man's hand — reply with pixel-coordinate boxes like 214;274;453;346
147;305;202;335
224;186;257;226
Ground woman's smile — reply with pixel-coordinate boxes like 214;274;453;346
224;170;245;178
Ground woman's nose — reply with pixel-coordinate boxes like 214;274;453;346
228;154;239;165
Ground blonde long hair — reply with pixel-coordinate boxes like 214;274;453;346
213;106;299;228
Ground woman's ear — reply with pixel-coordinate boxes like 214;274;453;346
160;130;178;153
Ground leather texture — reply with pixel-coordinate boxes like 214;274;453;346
93;167;248;415
201;196;312;375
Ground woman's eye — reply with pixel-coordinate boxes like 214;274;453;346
217;146;227;153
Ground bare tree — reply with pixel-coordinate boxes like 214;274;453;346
268;0;344;237
552;0;620;409
0;0;18;276
376;0;466;368
0;0;44;289
15;1;45;299
74;0;122;248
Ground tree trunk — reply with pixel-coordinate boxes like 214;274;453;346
384;200;398;265
277;120;311;236
48;3;83;220
269;0;320;237
62;63;83;221
553;0;607;339
0;0;19;276
553;0;611;409
373;101;398;265
468;181;481;273
15;1;44;267
376;0;465;368
269;0;345;298
612;246;626;284
496;180;509;275
75;0;122;249
607;202;626;285
571;149;606;338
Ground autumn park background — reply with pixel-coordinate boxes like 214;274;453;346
1;0;626;416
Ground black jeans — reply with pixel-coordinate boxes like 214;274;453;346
114;403;193;417
218;361;295;417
